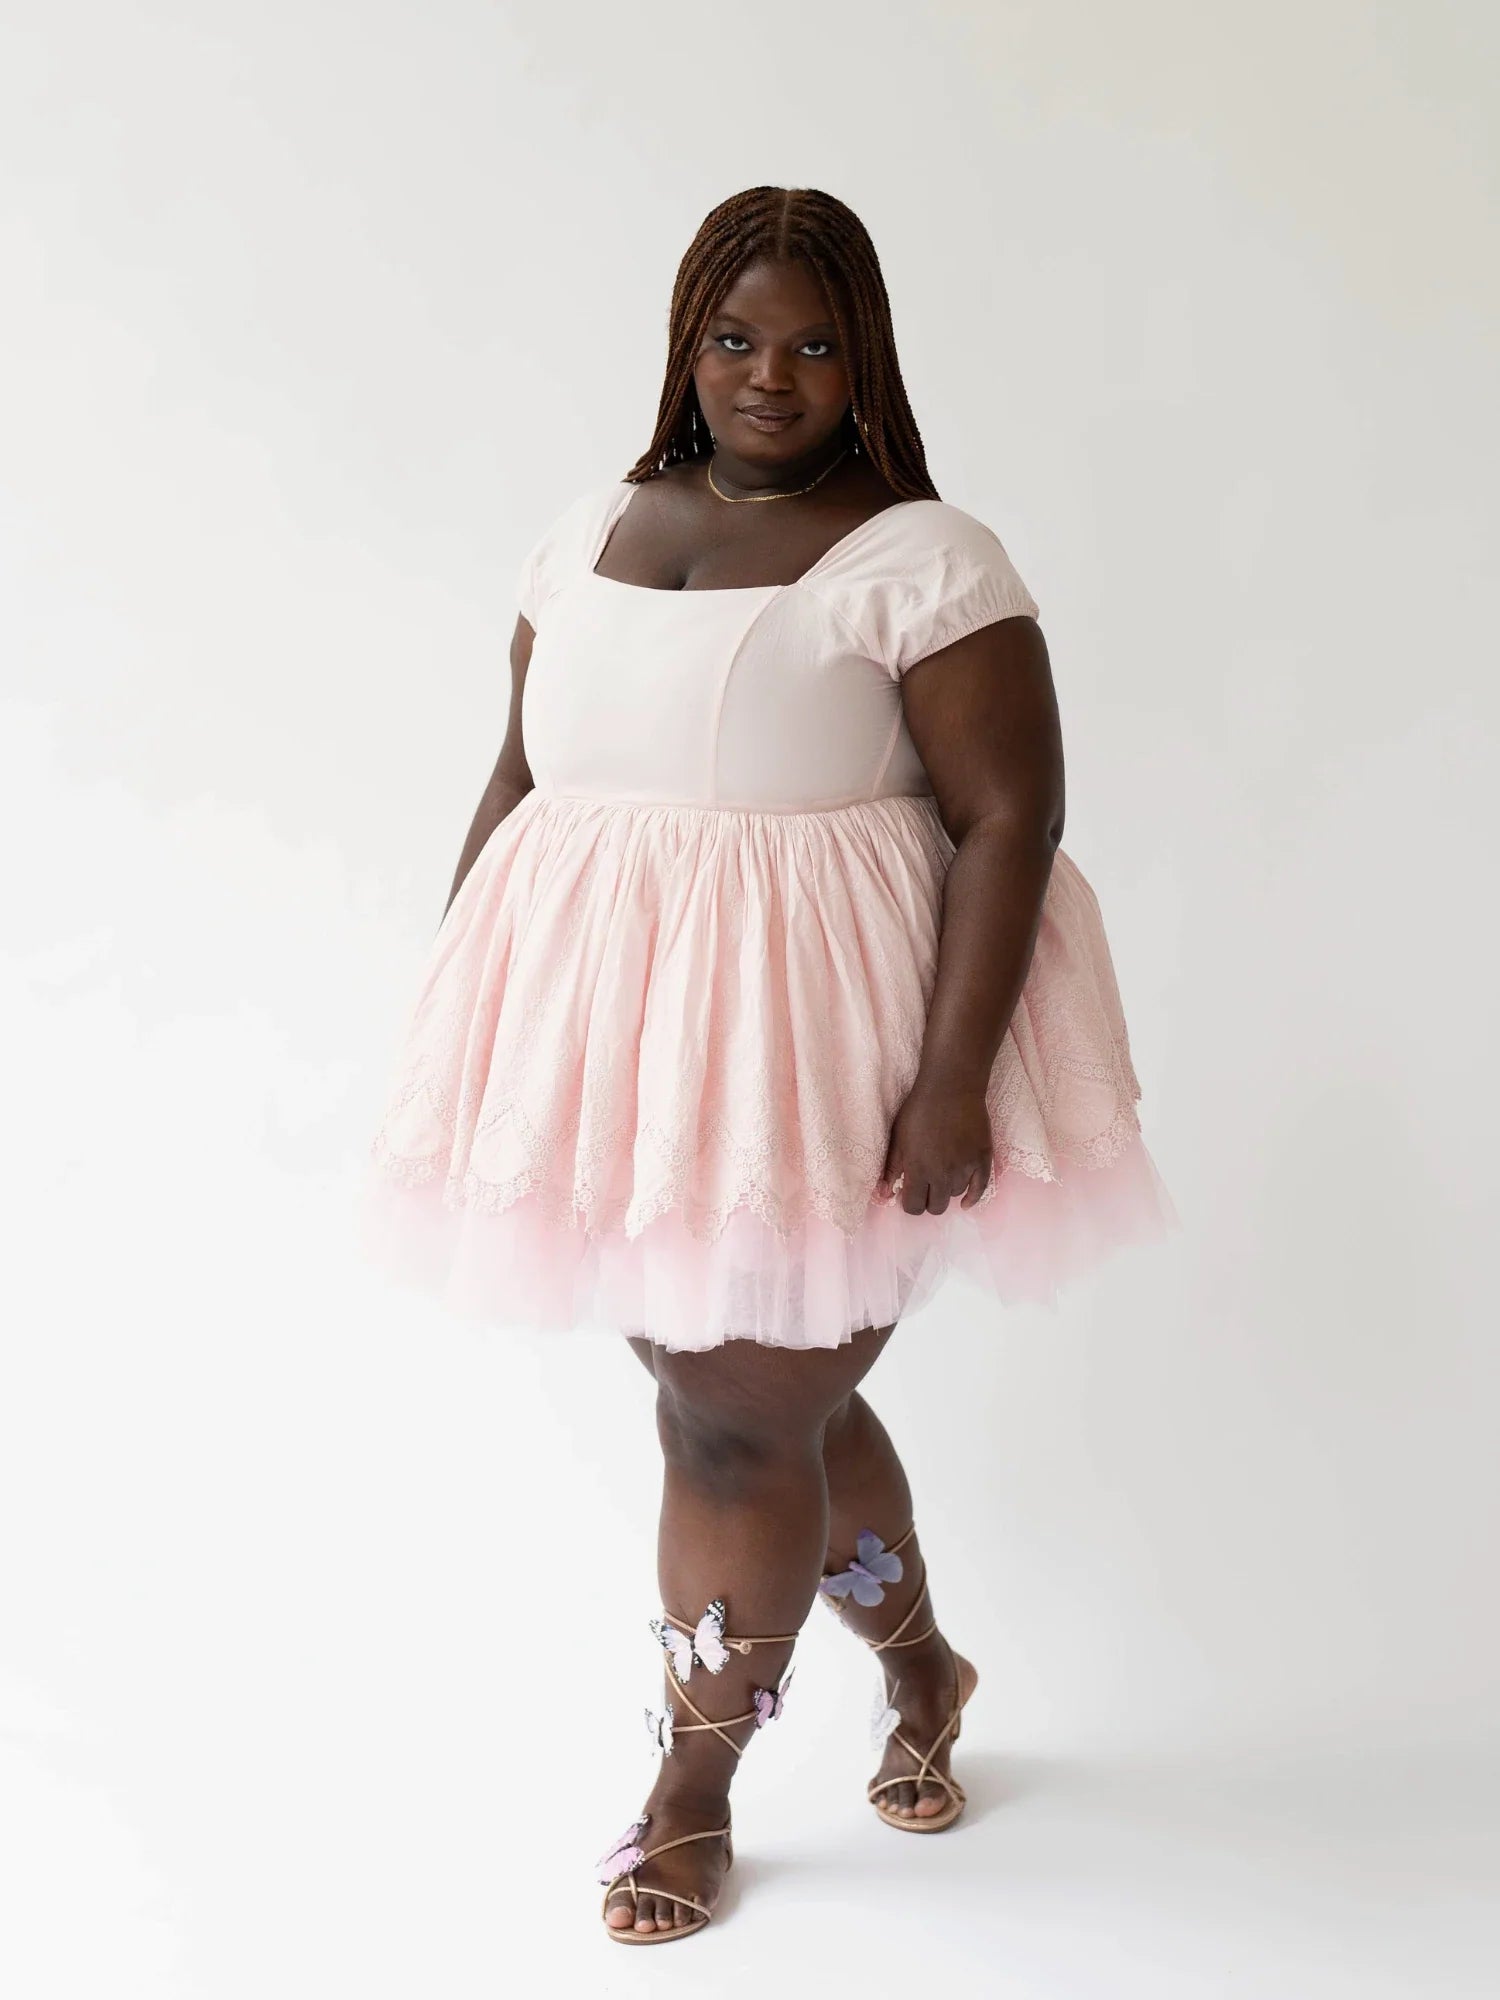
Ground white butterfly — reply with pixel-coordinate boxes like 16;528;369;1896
870;1672;903;1752
650;1598;731;1680
644;1702;675;1756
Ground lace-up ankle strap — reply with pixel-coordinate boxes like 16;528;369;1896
868;1561;936;1651
645;1598;799;1759
663;1674;762;1758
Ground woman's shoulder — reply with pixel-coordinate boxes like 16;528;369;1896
528;476;633;550
810;493;1041;676
516;477;631;624
851;493;1025;566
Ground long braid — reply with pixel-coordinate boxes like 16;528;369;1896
621;187;939;500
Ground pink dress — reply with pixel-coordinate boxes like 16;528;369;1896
358;478;1175;1350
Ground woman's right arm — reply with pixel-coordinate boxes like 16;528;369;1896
441;610;538;922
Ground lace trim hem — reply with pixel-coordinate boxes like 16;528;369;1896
367;1093;1144;1247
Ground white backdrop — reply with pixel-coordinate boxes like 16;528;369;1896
2;3;1496;1995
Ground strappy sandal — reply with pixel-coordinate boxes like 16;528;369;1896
596;1597;797;1944
819;1521;976;1834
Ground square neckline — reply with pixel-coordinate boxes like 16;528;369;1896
585;479;933;597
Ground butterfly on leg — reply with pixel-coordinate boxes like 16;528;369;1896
751;1663;796;1728
820;1530;905;1608
644;1702;676;1756
649;1597;731;1680
870;1672;903;1751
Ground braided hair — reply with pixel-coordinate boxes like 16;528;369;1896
621;186;939;501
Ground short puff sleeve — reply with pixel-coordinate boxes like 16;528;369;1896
516;482;620;630
824;502;1040;679
516;529;549;630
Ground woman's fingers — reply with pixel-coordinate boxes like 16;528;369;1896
895;1158;990;1214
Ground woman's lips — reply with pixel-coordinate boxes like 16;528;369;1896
737;408;801;431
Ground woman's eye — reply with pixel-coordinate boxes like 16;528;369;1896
713;335;835;358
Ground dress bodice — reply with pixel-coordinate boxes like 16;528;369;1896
518;478;1040;813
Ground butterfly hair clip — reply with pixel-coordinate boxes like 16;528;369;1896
644;1701;675;1756
595;1812;649;1885
819;1529;905;1607
751;1663;796;1728
649;1597;731;1680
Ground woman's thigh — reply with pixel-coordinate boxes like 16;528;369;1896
627;1323;897;1443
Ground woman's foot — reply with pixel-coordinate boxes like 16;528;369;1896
819;1520;975;1818
601;1786;733;1936
870;1631;977;1817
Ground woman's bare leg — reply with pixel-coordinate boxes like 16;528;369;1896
819;1390;978;1818
611;1322;896;1934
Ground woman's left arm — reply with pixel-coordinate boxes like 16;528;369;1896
877;613;1065;1214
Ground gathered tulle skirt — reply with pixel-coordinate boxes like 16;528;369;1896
358;788;1175;1350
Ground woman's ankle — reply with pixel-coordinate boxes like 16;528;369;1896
645;1776;734;1818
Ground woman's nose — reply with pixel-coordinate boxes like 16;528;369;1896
748;354;795;392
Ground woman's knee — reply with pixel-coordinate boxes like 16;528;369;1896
656;1387;808;1494
654;1364;823;1499
650;1328;896;1493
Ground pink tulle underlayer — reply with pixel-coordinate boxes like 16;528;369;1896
358;788;1176;1351
358;1132;1176;1352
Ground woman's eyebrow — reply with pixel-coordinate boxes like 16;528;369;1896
711;314;839;336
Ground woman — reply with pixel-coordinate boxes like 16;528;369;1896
359;185;1174;1943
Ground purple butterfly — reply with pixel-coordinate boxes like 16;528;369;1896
595;1812;649;1884
819;1529;905;1607
650;1598;730;1680
751;1663;796;1728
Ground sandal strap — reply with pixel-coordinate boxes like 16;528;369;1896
639;1824;732;1863
866;1708;965;1804
657;1609;799;1654
600;1823;731;1922
666;1671;761;1757
868;1558;937;1651
654;1628;798;1757
868;1622;968;1806
603;1885;711;1925
817;1530;970;1821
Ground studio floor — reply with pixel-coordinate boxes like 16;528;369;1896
1;1678;1494;1997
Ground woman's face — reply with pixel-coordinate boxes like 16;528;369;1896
693;256;853;473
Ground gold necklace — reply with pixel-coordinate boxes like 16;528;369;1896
706;447;850;504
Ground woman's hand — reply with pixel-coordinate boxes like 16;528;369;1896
876;1082;994;1214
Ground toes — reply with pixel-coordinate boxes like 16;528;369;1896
880;1775;954;1817
632;1899;658;1933
604;1893;635;1930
